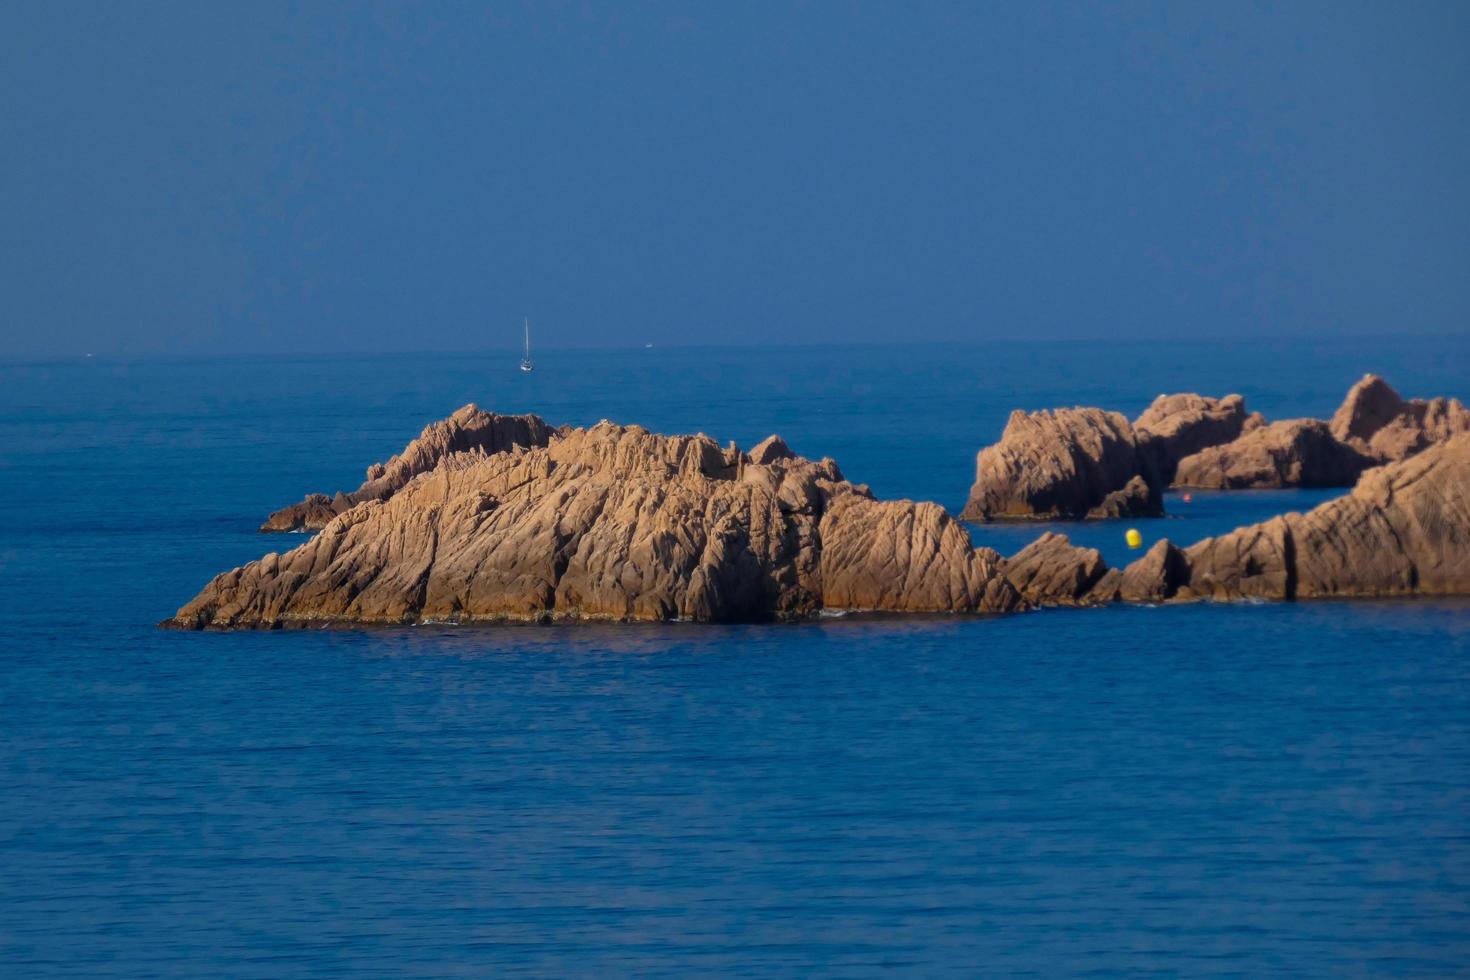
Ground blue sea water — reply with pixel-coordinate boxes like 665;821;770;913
2;338;1469;976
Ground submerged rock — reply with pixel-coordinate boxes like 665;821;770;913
260;405;555;531
959;408;1162;522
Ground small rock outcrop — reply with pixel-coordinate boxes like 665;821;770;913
1133;393;1260;483
260;405;555;531
170;422;1023;629
999;532;1108;605
1172;420;1374;490
959;408;1162;522
1329;374;1470;464
819;496;1021;613
1115;539;1190;602
1177;515;1295;599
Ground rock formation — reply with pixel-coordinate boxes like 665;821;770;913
169;422;1024;629
961;378;1467;520
958;408;1162;522
997;532;1108;606
959;392;1263;522
260;405;555;531
1114;539;1191;603
1172;419;1374;489
167;400;1470;630
1003;433;1470;607
1133;393;1260;484
1134;434;1470;601
1329;374;1470;464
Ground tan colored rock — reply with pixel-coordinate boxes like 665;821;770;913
1173;419;1373;489
748;434;795;465
999;532;1108;606
1085;567;1123;603
1329;374;1470;464
818;496;1021;613
1177;516;1294;600
1117;539;1190;602
1288;437;1470;597
959;408;1161;521
169;422;1022;629
169;401;1470;632
1134;393;1253;483
260;405;555;531
1171;434;1470;601
1088;475;1156;519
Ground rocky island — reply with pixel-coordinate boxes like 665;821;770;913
165;390;1470;629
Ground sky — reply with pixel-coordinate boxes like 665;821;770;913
2;1;1468;358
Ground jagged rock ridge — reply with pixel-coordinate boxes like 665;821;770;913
172;422;1023;628
167;410;1470;630
260;405;555;531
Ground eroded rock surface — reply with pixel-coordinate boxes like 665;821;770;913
1115;540;1190;602
999;532;1108;606
963;378;1466;517
959;408;1161;522
261;405;555;531
170;422;1021;629
1329;374;1470;464
1133;393;1258;484
169;406;1470;631
1172;420;1373;490
1141;435;1470;602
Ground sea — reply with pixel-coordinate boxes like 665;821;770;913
3;337;1469;976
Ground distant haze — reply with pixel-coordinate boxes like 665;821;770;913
2;2;1468;358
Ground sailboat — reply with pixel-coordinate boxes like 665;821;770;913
519;317;534;373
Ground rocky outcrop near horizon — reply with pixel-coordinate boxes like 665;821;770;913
259;405;555;531
963;375;1467;514
167;404;1470;631
171;422;1026;629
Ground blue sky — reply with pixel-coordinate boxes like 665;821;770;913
2;2;1468;356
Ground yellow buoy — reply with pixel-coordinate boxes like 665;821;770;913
1125;528;1143;549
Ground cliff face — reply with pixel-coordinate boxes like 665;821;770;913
260;405;555;531
170;422;1021;629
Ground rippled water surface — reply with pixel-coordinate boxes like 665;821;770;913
3;340;1469;975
